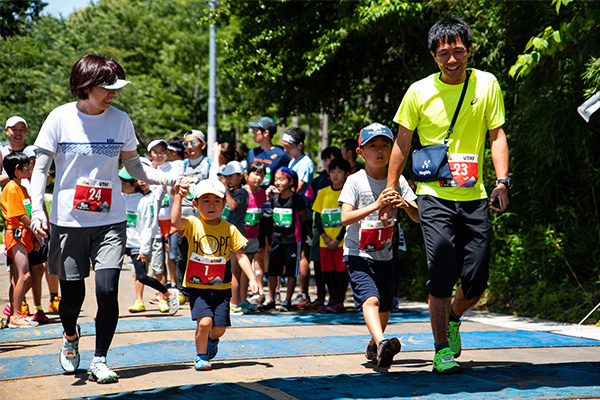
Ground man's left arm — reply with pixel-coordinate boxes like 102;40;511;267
489;126;509;212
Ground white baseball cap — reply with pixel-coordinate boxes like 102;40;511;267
5;116;27;129
99;78;130;90
194;179;226;199
147;139;167;153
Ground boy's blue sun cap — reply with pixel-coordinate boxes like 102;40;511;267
248;116;276;134
358;122;394;147
219;160;245;176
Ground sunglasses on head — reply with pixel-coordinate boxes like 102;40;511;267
183;141;198;147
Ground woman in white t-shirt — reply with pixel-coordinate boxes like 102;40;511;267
29;54;187;384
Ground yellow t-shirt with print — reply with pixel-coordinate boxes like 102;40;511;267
179;217;248;290
393;68;505;202
312;186;344;248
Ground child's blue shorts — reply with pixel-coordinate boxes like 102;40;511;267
344;256;395;312
188;288;231;327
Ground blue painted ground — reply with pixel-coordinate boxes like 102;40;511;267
1;330;598;380
80;362;600;400
0;311;431;344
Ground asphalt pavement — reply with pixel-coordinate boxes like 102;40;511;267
1;250;599;400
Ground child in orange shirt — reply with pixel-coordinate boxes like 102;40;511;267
1;152;44;328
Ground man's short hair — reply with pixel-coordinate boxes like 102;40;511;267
321;146;342;161
428;15;473;54
328;157;351;174
70;54;126;100
282;127;305;145
3;151;29;180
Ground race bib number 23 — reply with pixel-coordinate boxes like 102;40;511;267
440;153;478;188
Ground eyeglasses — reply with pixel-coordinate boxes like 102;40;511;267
183;141;197;147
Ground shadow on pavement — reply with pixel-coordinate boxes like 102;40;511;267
80;361;600;400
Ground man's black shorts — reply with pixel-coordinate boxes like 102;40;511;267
417;195;490;299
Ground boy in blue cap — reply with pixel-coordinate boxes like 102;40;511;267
339;122;418;369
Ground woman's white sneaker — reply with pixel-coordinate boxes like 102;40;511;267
59;324;81;374
89;356;118;383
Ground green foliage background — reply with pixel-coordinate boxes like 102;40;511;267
2;0;600;323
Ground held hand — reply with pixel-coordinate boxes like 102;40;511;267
490;186;509;212
378;204;393;227
33;221;49;239
376;188;401;209
396;195;409;209
175;178;191;197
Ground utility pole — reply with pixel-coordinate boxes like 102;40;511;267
207;0;217;159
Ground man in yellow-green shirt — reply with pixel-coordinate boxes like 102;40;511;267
386;15;511;375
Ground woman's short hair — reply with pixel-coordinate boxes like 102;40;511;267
70;54;126;100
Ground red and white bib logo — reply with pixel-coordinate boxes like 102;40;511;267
73;178;112;212
440;153;478;188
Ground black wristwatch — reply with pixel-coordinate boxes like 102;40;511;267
496;177;513;190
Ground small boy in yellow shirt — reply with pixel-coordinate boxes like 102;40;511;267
171;179;258;371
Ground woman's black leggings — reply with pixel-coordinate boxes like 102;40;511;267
59;268;121;358
126;248;168;294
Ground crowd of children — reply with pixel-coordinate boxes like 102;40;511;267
1;111;419;373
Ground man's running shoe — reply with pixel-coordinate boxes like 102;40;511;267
148;293;161;305
432;347;461;375
207;338;219;359
60;324;81;373
240;300;257;313
89;356;118;383
376;337;401;368
194;354;211;371
365;342;378;363
32;310;50;324
279;300;293;312
167;289;180;315
21;301;29;316
250;293;265;306
230;303;243;316
128;300;146;313
48;296;61;313
447;320;462;358
8;314;39;328
291;292;310;308
258;300;275;311
308;298;325;310
157;300;169;313
325;301;346;314
3;304;11;317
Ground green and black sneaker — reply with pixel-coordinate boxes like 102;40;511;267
447;320;462;358
432;347;461;375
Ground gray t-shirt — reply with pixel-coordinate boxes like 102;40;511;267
181;156;212;217
338;169;416;261
222;186;249;235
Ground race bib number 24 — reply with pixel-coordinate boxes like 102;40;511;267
73;178;112;213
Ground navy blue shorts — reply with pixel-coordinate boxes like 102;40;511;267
418;195;490;299
344;256;394;312
188;288;231;327
268;242;301;278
